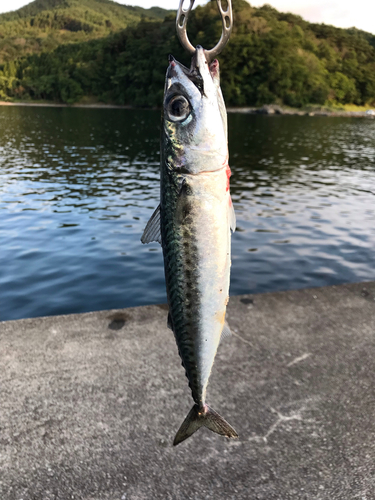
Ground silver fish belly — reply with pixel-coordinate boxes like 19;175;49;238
142;47;237;445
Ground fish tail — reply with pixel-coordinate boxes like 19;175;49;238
173;404;238;446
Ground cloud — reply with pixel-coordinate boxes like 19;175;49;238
0;0;28;14
250;0;375;33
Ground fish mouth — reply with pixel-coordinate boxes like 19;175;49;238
168;48;219;96
168;53;204;94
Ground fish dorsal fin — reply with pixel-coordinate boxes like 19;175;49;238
141;204;161;245
229;199;236;233
220;321;232;343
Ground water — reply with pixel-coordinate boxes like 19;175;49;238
0;107;374;321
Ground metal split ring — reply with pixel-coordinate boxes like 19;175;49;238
176;0;233;62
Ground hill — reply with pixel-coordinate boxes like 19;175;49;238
0;0;172;62
0;0;374;108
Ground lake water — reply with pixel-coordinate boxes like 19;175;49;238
1;107;374;321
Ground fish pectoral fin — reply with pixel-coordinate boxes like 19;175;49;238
173;404;238;446
141;204;162;245
229;198;236;232
220;321;232;343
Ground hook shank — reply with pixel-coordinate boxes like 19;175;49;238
176;0;233;62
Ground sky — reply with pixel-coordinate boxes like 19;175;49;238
0;0;374;35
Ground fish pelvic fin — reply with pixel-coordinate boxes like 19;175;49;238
141;204;161;245
173;404;238;446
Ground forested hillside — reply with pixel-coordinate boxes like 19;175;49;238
0;0;171;62
0;0;374;107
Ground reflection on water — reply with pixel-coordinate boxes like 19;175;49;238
0;107;374;321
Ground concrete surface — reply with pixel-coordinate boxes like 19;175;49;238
1;282;375;500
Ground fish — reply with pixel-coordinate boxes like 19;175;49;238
141;46;237;445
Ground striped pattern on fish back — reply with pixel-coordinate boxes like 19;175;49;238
160;162;205;406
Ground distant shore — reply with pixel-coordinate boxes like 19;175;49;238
227;104;375;118
0;100;374;117
0;101;132;110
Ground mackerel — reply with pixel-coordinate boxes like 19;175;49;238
141;46;237;445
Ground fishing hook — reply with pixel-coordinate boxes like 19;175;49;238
176;0;233;62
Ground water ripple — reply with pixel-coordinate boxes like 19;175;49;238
1;108;375;320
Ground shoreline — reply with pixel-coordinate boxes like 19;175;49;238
1;100;374;117
0;100;133;110
227;104;375;117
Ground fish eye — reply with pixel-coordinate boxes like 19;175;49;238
167;95;191;122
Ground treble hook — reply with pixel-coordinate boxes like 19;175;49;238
176;0;233;62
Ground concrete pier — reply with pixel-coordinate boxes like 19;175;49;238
1;282;374;500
